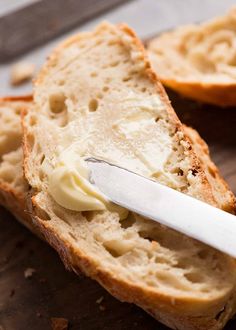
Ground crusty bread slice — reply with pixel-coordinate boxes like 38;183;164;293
23;22;236;330
1;97;235;330
148;7;236;106
0;97;33;229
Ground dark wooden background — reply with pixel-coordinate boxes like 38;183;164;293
0;90;236;330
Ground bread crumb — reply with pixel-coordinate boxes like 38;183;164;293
96;296;104;304
36;312;42;318
99;305;106;311
24;267;36;278
10;62;35;86
51;317;68;330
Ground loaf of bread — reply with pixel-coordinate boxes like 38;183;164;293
148;7;236;106
22;22;236;330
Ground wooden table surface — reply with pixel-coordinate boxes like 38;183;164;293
1;1;236;329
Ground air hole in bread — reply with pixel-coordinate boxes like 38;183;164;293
197;249;210;260
146;280;156;287
155;256;171;264
29;115;37;126
69;232;77;240
35;206;51;221
88;99;98;112
123;76;131;82
184;272;203;284
151;172;161;179
120;212;136;229
90;72;98;77
215;306;226;321
171;167;184;176
40;154;45;165
14;108;21;115
191;169;198;177
141;87;147;92
49;92;66;114
155;273;171;285
58;79;65;86
81;211;94;221
155;117;160;123
103;244;121;258
138;231;153;242
102;86;109;92
178;169;184;176
174;259;190;269
52;207;68;221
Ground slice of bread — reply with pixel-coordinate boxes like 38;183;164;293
23;22;236;330
0;97;33;229
148;7;236;106
1;97;235;329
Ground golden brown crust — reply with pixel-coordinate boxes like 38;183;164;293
161;79;236;107
147;8;236;107
183;125;236;213
30;196;236;330
0;96;39;235
0;95;33;102
22;23;236;330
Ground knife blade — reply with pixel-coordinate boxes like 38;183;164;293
86;157;236;258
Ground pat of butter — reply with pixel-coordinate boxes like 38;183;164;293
49;148;128;219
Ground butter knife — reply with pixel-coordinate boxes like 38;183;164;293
86;158;236;258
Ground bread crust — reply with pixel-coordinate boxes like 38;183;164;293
22;23;236;330
160;79;236;107
0;96;40;235
183;125;236;213
29;196;236;330
147;8;236;107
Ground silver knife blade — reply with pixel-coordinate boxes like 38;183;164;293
86;158;236;258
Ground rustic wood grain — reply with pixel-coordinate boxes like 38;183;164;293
0;0;131;62
0;91;236;329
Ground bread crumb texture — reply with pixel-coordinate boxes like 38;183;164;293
148;7;236;106
0;100;29;193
